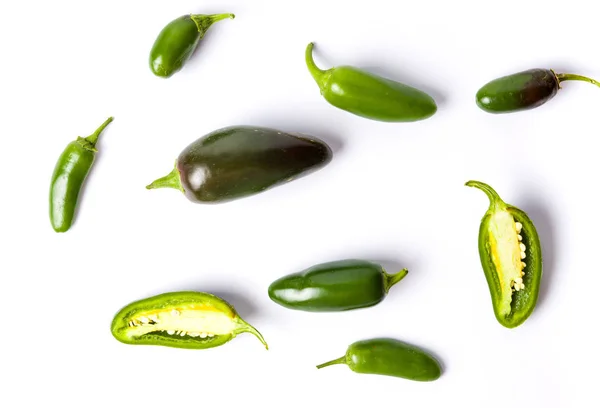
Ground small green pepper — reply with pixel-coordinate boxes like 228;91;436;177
466;181;543;328
316;338;442;381
268;259;408;312
305;42;437;122
111;291;268;350
476;68;600;113
49;117;113;233
146;125;332;204
149;13;235;78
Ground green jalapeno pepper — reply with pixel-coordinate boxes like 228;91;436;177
49;117;113;233
111;291;268;350
466;181;543;328
305;42;437;122
146;125;332;204
149;13;234;78
268;259;408;312
317;338;441;381
476;68;600;113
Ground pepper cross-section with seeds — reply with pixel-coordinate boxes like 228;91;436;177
466;181;543;329
111;291;268;350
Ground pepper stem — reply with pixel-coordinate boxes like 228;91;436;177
305;42;328;91
191;13;235;36
84;116;114;148
383;268;409;293
555;73;600;89
465;180;506;209
235;318;269;350
316;356;346;369
146;161;184;192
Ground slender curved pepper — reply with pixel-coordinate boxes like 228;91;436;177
305;42;437;122
146;125;332;204
49;117;113;233
476;68;600;113
268;259;408;312
111;291;268;350
316;338;441;381
466;181;543;328
149;13;234;78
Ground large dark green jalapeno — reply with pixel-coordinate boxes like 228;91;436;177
466;181;543;328
316;338;442;382
49;117;113;233
111;291;268;350
268;259;408;312
305;43;437;122
149;13;234;78
146;125;332;204
476;68;600;113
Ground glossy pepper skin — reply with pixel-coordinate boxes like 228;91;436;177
268;259;408;312
146;125;332;204
317;338;441;382
305;42;437;122
466;181;542;328
111;291;268;350
49;117;113;232
476;68;600;113
149;13;234;78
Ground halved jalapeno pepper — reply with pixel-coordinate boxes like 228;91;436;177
111;291;268;350
466;180;543;328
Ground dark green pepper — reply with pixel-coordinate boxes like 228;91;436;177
476;68;600;113
49;117;113;233
305;42;437;122
317;338;442;381
149;13;234;78
268;259;408;312
146;125;332;204
111;291;268;350
466;181;543;328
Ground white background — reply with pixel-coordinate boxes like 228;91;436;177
0;1;597;407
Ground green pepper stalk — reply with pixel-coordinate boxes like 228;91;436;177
49;117;113;233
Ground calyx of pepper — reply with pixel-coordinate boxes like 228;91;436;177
145;160;185;193
466;181;533;323
190;13;235;38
